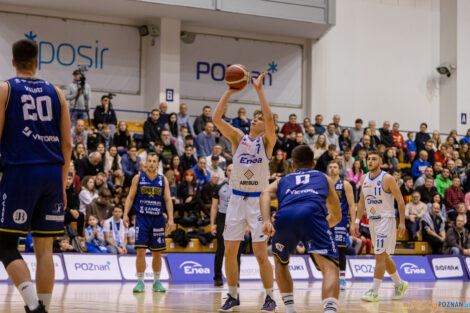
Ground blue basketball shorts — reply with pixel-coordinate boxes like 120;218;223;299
271;203;338;266
134;213;166;251
333;216;348;248
0;164;64;237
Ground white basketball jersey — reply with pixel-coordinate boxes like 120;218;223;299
362;170;395;219
230;135;270;193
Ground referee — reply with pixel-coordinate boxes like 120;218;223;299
210;164;241;287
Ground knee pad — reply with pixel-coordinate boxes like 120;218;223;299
0;233;23;268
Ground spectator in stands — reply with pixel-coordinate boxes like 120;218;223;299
382;147;399;172
232;107;251;134
431;130;442;150
325;123;339;151
193;105;212;135
121;145;140;186
423;140;436;166
177;103;195;135
405;191;428;241
206;144;227;170
421;202;446;254
86;188;114;223
178;170;204;216
414;167;434;188
273;113;281;136
76;152;103;179
207;156;224;184
66;70;91;126
195;122;216;158
435;143;448;166
94;172;110;193
350;118;363;148
167;154;182;182
281;113;302;137
444;177;464;211
412;150;430;179
283;131;298;160
315;144;337;173
53;236;77;253
159;102;170;125
446;159;459;179
181;145;197;173
391;122;407;162
104;145;122;174
416;177;437;204
175;126;189;156
400;176;414;204
406;132;417;160
342;148;354;171
436;167;452;197
443;215;470;255
215;130;232;159
96;143;106;161
304;125;317;147
98;125;113;150
313;134;327;161
191;157;211;185
65;173;84;236
348;159;363;185
164;112;179;140
313;114;325;135
363;127;379;150
71;142;87;165
353;135;371;157
359;212;372;255
379;121;394;147
302;117;312;132
332;114;342;136
71;119;87;148
79;176;98;214
269;149;289;182
86;127;99;152
84;214;107;253
160;129;178;165
368;120;381;138
338;128;351;152
113;121;131;151
459;144;469;165
143;109;164;149
461;129;470;144
433;161;443;178
355;148;369;173
103;206;131;255
448;131;460;150
415;122;430;152
93;95;117;133
202;173;220;207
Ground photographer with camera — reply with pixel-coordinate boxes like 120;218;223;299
94;94;117;134
66;69;91;126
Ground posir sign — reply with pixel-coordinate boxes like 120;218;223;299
63;254;122;280
167;253;213;282
181;34;302;107
0;12;140;93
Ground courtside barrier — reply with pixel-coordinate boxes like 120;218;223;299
1;253;468;283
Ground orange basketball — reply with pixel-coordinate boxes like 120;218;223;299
225;64;250;90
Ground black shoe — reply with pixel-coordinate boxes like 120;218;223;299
214;279;223;287
25;301;47;313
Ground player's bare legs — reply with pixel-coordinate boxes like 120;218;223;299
34;237;54;310
274;258;296;313
313;254;339;313
385;254;397;274
6;260;32;287
252;240;274;290
373;253;387;280
151;251;165;292
224;240;241;289
134;248;147;293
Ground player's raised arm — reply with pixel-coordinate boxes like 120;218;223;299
325;175;342;228
252;72;276;155
384;173;406;236
123;174;140;227
343;180;357;236
163;175;175;232
213;88;244;147
260;180;279;236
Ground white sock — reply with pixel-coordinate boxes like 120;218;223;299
323;297;338;313
154;272;161;282
372;278;382;293
137;272;144;282
281;293;296;313
38;293;52;310
390;271;402;287
17;281;39;310
265;287;273;298
228;285;238;298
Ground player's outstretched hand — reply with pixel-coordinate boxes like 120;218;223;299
262;221;275;237
398;222;406;237
167;219;176;233
252;72;268;92
123;214;130;228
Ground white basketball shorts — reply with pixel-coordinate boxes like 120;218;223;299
223;193;267;242
370;217;396;255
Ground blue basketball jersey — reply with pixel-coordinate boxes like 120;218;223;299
334;178;349;219
2;77;63;165
135;172;165;216
277;169;329;216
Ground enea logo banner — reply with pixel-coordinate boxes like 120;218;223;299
0;12;140;94
180;34;302;107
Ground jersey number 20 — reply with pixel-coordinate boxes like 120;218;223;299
21;94;53;122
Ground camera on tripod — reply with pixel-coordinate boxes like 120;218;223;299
74;65;88;88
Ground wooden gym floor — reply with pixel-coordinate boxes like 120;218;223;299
0;281;469;312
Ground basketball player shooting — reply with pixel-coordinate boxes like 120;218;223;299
213;72;277;312
354;150;408;302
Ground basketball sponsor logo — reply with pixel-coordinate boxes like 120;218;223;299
275;243;284;252
400;263;426;275
179;261;210;275
431;257;463;278
12;209;27;224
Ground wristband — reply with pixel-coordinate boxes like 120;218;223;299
355;218;360;224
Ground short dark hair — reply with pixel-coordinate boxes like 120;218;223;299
101;95;110;101
292;146;314;169
343;147;352;153
327;144;337;151
368;150;380;157
355;118;363;124
99;188;112;198
113;205;124;212
185;134;194;141
154;140;164;147
147;152;159;160
403;176;413;183
128;144;137;151
211;155;220;161
203;105;211;111
151;108;160;114
185;144;193;149
289;114;297;118
12;39;38;70
420;122;428;128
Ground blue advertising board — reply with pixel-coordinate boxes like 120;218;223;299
167;253;214;283
392;256;435;282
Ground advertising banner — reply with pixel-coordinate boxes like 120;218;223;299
308;257;352;280
119;255;170;281
349;257;390;280
181;34;302;107
429;256;465;279
63;253;122;281
392;256;435;282
0;12;140;93
167;253;214;283
0;253;65;281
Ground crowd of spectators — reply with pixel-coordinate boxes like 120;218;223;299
23;90;470;257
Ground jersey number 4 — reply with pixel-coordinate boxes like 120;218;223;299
21;94;53;122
